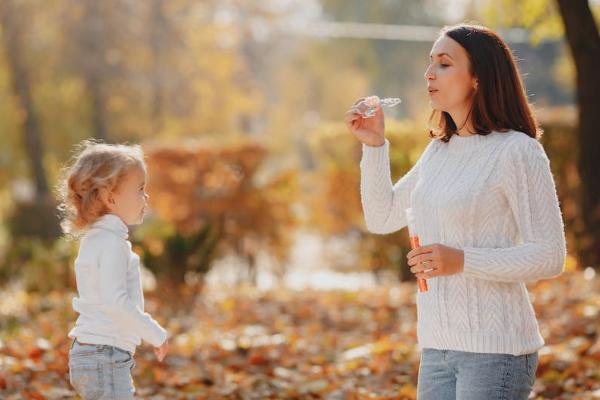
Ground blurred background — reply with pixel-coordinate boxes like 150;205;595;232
0;0;598;398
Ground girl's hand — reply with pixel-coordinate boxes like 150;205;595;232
407;244;465;279
154;339;169;362
344;97;386;147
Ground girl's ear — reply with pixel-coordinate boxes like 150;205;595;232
99;187;116;211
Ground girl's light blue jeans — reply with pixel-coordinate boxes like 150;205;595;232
68;340;136;400
417;348;538;400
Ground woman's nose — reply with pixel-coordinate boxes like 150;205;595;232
424;65;435;81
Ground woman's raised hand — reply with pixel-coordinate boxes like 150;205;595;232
344;97;386;147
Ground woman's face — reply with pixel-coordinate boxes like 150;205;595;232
424;35;477;115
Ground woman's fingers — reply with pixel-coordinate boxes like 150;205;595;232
345;108;363;119
346;98;386;146
344;110;363;129
408;254;435;267
410;261;436;274
416;268;441;279
407;245;435;259
344;109;361;121
352;97;367;107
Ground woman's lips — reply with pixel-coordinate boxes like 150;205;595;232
428;88;438;96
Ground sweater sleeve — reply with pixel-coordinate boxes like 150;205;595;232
360;139;433;234
98;238;167;347
462;137;566;283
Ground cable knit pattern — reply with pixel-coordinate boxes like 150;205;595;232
360;130;566;356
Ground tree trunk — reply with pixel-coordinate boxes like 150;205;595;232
86;73;109;142
0;0;49;200
150;0;166;136
80;0;110;142
555;0;600;269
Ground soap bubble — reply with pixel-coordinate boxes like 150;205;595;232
356;96;402;118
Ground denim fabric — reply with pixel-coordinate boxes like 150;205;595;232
417;348;538;400
68;340;135;400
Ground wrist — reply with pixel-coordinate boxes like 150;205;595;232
366;138;385;147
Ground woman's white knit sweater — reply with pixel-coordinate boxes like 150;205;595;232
360;130;566;356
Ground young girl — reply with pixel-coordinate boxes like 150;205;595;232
346;24;566;399
58;140;169;400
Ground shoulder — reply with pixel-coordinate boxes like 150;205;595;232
421;136;445;157
498;130;547;161
84;228;129;254
492;131;552;185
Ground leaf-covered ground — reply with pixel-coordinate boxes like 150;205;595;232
1;270;599;399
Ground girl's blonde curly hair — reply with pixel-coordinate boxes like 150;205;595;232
57;140;146;237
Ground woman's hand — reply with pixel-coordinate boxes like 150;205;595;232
344;97;386;147
407;244;465;279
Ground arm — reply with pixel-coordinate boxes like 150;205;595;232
360;139;430;234
462;138;566;283
98;238;167;347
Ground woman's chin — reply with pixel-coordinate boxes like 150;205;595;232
429;102;450;113
429;101;442;111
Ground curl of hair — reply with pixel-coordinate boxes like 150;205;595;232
56;139;145;238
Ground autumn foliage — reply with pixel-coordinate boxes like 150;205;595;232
136;142;298;285
1;270;599;399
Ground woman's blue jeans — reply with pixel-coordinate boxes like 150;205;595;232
417;348;538;400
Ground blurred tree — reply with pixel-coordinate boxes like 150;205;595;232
138;142;297;286
61;0;139;142
0;0;60;241
0;0;48;200
148;0;172;136
140;1;263;139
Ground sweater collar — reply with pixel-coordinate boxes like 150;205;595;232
91;213;129;239
447;131;498;153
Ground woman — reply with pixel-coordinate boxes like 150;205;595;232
345;24;566;399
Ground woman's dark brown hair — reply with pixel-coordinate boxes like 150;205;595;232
429;24;541;142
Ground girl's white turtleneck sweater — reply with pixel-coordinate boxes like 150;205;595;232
360;130;566;356
69;214;167;353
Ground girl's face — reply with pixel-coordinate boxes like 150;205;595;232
106;166;149;226
424;35;477;116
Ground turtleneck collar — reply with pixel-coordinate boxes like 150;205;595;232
91;213;129;239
